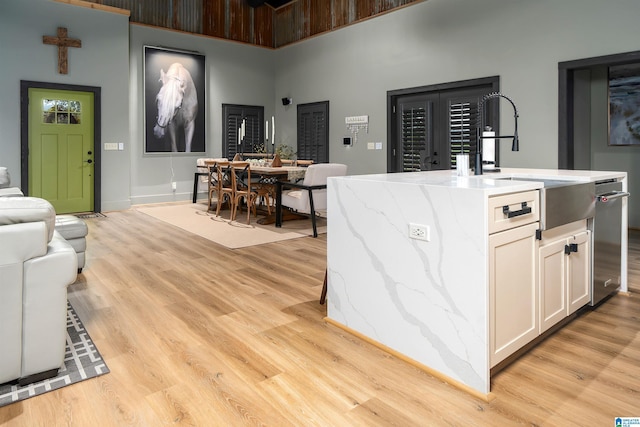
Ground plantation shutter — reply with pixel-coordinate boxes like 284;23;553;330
297;101;329;163
448;99;478;169
400;99;430;172
222;104;264;159
389;78;498;173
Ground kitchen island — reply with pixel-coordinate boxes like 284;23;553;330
325;168;627;399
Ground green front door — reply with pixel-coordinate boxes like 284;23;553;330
28;88;94;213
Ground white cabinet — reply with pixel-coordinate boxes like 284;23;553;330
488;191;540;367
539;221;591;333
489;222;539;367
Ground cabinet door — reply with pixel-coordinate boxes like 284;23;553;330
539;239;568;333
489;222;539;367
568;231;591;314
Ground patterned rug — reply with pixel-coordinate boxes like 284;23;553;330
0;302;109;407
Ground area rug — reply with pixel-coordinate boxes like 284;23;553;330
136;202;326;249
0;302;109;407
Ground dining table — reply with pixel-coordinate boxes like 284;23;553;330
246;164;307;224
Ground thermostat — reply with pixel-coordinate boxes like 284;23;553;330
343;136;352;146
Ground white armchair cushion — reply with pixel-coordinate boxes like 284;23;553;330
0;221;51;384
0;197;56;242
22;235;77;377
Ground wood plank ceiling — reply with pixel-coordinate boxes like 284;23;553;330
85;0;422;48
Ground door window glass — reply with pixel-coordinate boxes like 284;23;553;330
42;98;81;124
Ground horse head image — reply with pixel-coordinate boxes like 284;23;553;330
153;63;198;152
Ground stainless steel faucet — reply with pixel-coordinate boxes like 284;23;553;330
475;92;520;175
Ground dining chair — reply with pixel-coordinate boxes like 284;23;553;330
194;158;216;203
205;159;228;211
215;162;234;219
276;163;348;237
230;162;258;225
253;179;274;215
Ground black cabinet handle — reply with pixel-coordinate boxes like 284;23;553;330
564;243;578;255
502;202;531;218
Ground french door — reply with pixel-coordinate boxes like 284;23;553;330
222;104;264;159
297;101;329;163
388;77;499;172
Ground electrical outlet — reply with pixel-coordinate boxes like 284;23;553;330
171;181;177;191
409;223;430;241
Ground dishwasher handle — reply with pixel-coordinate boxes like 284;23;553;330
597;191;630;203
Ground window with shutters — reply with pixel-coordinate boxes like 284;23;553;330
222;104;264;159
297;101;329;163
448;100;477;169
401;101;428;171
387;77;499;173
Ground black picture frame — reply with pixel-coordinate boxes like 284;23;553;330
144;46;205;153
609;63;640;146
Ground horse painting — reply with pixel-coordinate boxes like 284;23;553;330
153;63;198;152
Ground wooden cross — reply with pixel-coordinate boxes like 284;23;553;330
43;27;82;74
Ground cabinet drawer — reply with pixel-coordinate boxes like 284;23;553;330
488;190;540;234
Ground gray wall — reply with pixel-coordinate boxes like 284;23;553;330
0;0;131;211
2;0;640;219
128;26;275;205
274;0;640;176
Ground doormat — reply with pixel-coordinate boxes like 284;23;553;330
0;301;110;407
75;212;106;219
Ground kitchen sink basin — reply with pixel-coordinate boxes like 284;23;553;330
496;177;595;230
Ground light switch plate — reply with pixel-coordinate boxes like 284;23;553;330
367;142;375;150
118;143;124;150
104;142;118;151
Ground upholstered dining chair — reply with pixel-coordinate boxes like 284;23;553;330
276;163;348;237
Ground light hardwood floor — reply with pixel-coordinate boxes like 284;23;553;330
1;208;639;426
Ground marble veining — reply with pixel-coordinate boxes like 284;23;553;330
326;168;627;396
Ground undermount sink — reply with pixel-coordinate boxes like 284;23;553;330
497;177;595;230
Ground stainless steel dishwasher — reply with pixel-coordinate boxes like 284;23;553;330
591;180;630;306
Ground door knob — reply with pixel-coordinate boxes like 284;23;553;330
85;159;93;164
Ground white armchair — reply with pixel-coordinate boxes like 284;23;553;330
0;166;23;197
275;163;348;237
0;197;78;385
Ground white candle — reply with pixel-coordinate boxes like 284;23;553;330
241;120;245;139
238;129;241;145
265;120;269;141
271;116;275;145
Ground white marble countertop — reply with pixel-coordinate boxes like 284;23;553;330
326;166;628;397
333;168;627;196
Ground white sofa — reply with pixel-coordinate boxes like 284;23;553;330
0;167;87;272
0;166;23;197
0;196;78;385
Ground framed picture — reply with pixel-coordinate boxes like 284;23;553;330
144;46;205;153
609;63;640;146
